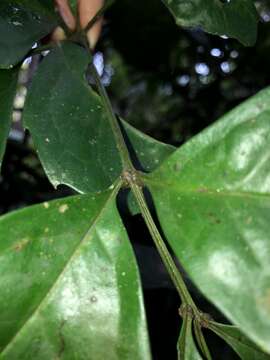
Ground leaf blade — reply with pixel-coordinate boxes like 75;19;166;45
0;188;151;359
208;322;270;360
23;41;174;193
146;86;270;352
162;0;258;46
0;0;57;68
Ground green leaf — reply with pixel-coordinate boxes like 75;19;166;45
145;86;270;352
208;322;270;360
122;120;175;172
0;68;19;168
162;0;258;46
0;0;57;69
178;315;202;359
0;187;151;359
69;0;77;16
23;41;174;193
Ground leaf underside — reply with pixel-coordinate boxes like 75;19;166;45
162;0;258;46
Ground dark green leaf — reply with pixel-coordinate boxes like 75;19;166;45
0;0;57;69
208;322;270;360
0;68;19;168
122;119;175;172
146;86;270;352
178;316;202;359
23;41;174;193
162;0;258;46
0;187;151;359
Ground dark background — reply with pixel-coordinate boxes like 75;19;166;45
1;0;270;358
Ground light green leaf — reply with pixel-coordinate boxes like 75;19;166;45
0;187;151;359
145;86;270;352
162;0;258;46
23;41;174;193
0;0;57;69
208;322;270;360
178;315;202;359
0;68;19;168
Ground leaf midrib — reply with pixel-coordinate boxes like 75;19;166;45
0;184;119;356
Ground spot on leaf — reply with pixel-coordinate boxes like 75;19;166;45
13;238;30;252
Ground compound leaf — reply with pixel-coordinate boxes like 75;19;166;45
0;187;150;359
162;0;258;46
146;86;270;352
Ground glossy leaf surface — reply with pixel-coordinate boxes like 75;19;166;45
24;41;174;193
162;0;258;46
209;322;270;360
122;120;175;172
0;189;150;359
0;1;57;69
146;86;270;352
0;68;18;168
178;316;202;359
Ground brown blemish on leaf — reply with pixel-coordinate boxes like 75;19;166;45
197;187;208;193
257;289;270;313
246;216;253;224
56;319;66;359
207;212;221;224
13;238;30;252
173;163;181;172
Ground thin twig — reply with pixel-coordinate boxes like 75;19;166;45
84;0;115;33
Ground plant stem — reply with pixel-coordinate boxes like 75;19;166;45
89;62;134;170
194;320;212;359
85;0;115;34
84;29;198;310
131;182;198;307
30;43;54;56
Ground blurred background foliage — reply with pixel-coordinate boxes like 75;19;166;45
102;0;270;144
1;1;270;357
